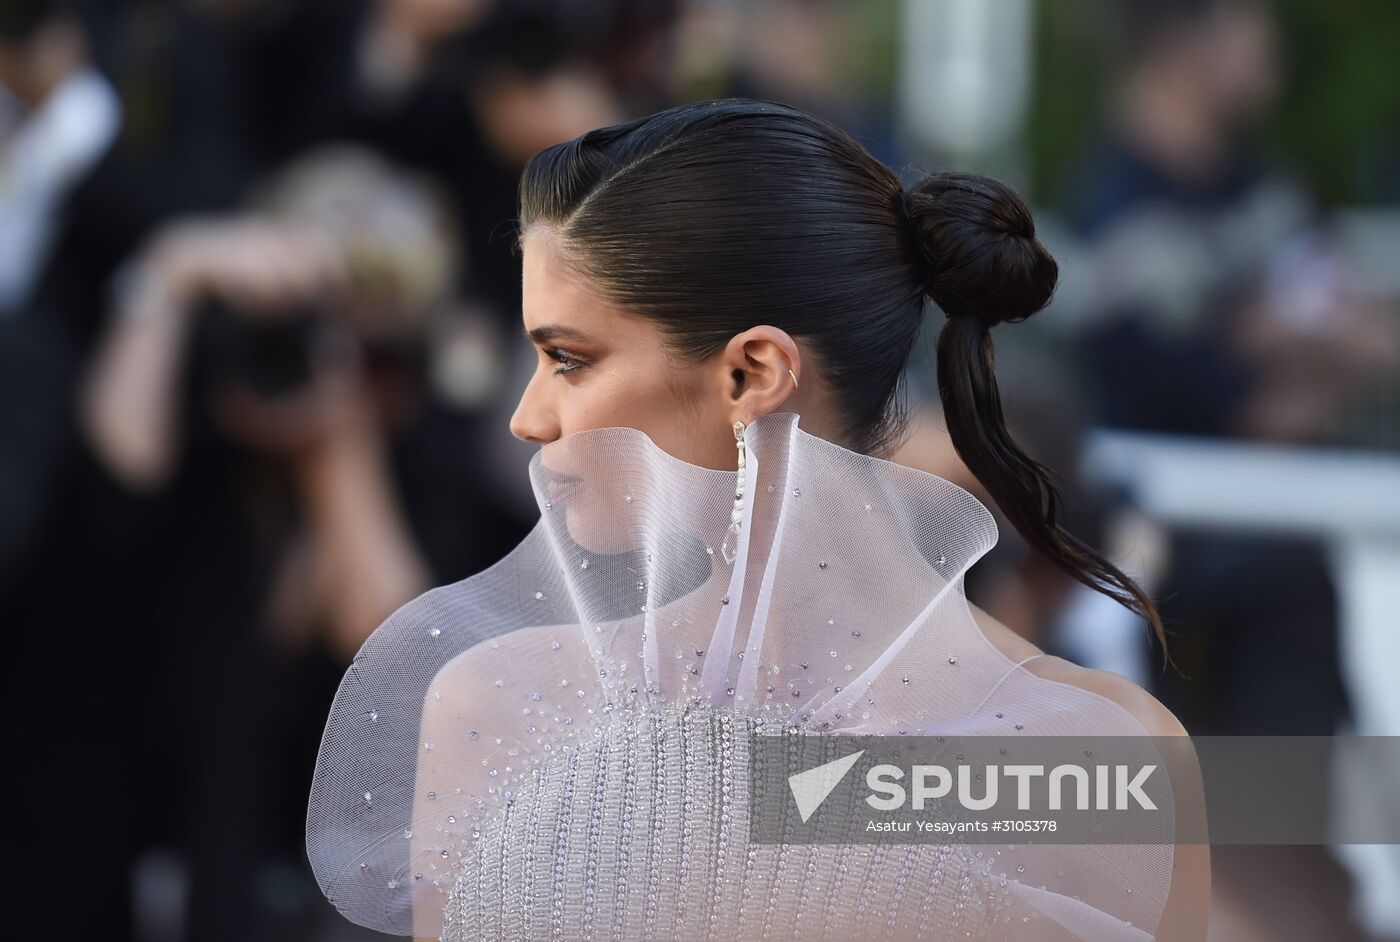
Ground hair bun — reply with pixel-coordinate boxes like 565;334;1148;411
901;171;1058;328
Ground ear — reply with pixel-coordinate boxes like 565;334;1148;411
720;326;801;416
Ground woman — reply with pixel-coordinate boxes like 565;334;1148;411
307;99;1209;940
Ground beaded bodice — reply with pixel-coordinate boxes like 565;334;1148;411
441;700;1011;941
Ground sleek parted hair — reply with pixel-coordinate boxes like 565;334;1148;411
516;98;1168;655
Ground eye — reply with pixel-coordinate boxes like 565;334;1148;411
545;347;586;376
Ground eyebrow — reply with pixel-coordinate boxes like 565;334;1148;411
527;323;596;345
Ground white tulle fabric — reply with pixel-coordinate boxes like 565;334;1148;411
306;412;1174;939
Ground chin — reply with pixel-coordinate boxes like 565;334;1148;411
563;495;634;557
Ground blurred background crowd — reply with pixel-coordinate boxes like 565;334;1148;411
1;0;1397;939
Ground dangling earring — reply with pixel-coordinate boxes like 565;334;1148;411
720;419;746;564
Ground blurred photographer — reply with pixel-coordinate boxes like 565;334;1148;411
78;146;527;940
81;147;457;652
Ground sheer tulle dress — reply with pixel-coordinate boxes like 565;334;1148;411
306;412;1176;940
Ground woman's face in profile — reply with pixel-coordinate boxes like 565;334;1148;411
510;226;737;549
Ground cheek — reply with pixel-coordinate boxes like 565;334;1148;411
553;363;736;550
560;365;678;436
556;369;691;554
560;363;731;469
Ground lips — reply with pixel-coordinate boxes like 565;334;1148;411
540;465;582;504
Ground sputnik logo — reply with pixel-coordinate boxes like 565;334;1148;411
788;749;865;822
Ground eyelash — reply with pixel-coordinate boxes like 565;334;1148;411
545;347;585;376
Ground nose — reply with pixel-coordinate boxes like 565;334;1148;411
509;372;560;445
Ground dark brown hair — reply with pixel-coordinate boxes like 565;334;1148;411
517;98;1169;657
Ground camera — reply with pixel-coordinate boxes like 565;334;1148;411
199;299;331;398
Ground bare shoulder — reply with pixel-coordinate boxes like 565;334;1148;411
422;622;593;716
1023;655;1189;737
968;599;1209;940
965;599;1189;738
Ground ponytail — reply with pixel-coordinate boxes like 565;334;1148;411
903;171;1172;663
